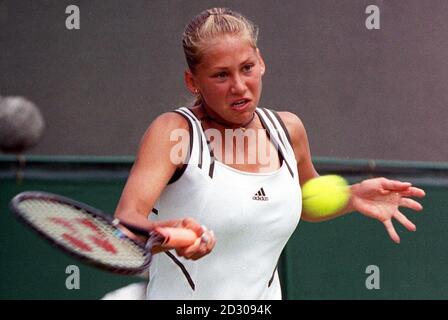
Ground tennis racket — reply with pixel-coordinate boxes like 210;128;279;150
9;191;199;275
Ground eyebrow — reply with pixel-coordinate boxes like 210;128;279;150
211;58;255;71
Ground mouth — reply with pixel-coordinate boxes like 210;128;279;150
230;98;251;111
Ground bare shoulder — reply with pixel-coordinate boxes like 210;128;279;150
148;111;190;132
276;111;306;146
140;111;189;143
276;111;318;183
136;111;190;165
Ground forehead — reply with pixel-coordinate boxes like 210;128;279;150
198;35;257;69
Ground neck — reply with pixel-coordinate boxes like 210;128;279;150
200;104;255;131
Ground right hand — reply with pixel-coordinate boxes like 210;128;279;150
156;218;216;260
117;217;215;260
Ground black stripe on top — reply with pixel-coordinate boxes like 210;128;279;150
256;109;294;178
168;111;193;185
268;264;278;287
176;109;204;170
270;109;293;146
263;108;287;151
207;139;215;178
164;251;195;291
182;108;215;179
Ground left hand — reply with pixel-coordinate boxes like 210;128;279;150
350;177;426;243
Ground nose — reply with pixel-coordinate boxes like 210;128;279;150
230;74;247;95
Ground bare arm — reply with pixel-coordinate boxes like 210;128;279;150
277;111;319;222
278;111;426;243
114;112;215;258
114;112;184;227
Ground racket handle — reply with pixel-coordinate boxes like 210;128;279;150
156;227;198;247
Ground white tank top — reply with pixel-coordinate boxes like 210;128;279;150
147;107;302;300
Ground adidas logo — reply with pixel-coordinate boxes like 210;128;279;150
252;187;269;201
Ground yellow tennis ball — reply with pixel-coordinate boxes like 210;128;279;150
302;175;350;217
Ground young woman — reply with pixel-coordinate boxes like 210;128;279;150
113;8;425;299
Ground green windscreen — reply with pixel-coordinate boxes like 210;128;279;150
1;155;446;299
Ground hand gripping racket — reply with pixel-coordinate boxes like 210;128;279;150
9;191;198;275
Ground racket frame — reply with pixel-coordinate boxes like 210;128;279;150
9;191;152;275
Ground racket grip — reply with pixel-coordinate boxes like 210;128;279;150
156;227;198;247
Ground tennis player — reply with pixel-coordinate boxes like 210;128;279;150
113;8;425;299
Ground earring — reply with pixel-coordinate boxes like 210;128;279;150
193;89;199;94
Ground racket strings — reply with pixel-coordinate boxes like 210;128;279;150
17;199;149;268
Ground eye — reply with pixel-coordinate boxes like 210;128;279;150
242;64;254;73
213;72;228;79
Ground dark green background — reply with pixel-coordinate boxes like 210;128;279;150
0;156;446;299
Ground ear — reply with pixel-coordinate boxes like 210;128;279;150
256;48;266;76
184;70;199;94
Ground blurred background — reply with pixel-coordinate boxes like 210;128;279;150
1;0;447;160
1;0;447;299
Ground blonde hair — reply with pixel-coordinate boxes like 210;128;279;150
182;8;259;106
